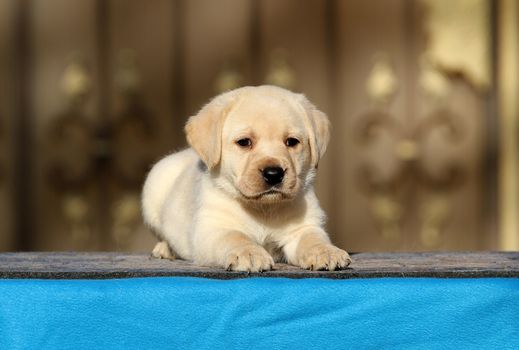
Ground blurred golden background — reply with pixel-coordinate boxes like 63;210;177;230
0;0;518;253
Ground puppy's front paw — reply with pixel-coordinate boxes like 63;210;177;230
298;244;351;271
151;241;176;260
225;245;274;272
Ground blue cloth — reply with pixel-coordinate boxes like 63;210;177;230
0;277;518;349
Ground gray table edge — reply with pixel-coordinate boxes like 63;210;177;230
1;251;518;280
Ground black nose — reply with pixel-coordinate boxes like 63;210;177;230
262;167;285;185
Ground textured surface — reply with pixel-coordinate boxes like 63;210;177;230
1;277;518;349
1;251;518;279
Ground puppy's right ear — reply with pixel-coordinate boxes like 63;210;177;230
184;90;239;169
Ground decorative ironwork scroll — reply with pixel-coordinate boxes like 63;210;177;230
47;51;157;248
110;50;157;248
421;0;491;91
47;54;95;244
214;59;244;93
356;53;465;246
265;48;297;90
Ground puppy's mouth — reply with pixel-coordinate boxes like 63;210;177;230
239;188;292;202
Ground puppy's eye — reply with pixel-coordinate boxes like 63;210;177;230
236;138;252;148
285;137;300;147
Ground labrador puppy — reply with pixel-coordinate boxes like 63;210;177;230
142;85;351;272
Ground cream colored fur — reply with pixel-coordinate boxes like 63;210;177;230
142;85;351;272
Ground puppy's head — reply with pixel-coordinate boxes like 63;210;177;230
185;85;330;204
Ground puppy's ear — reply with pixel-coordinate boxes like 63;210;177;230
185;91;238;169
299;95;331;168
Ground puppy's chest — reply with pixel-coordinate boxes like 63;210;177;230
241;213;298;244
246;222;286;260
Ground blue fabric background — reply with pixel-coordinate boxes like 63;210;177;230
0;277;518;349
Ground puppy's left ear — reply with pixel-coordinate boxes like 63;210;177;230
185;90;239;169
299;95;331;168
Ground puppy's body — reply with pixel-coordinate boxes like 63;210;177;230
142;148;200;261
142;86;350;271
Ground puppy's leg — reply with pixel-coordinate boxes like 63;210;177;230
205;231;274;272
151;241;176;260
283;228;351;271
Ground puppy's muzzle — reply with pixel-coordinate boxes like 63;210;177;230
261;166;285;186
